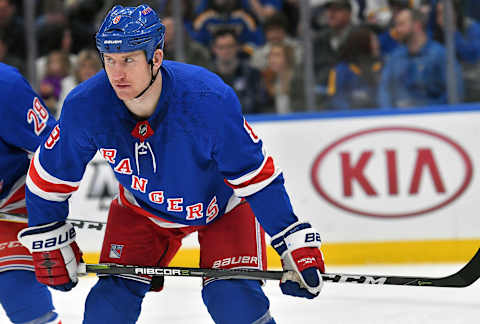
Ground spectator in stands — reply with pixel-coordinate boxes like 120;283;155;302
211;28;269;114
162;15;212;69
261;42;305;113
38;50;71;115
57;49;102;118
250;12;301;70
378;8;463;108
326;25;383;110
312;0;354;107
376;0;412;57
245;0;283;22
434;0;480;102
434;0;480;61
192;0;265;47
196;0;283;22
0;0;25;61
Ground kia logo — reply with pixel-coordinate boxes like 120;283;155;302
311;127;473;218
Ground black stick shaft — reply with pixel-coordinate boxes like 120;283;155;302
79;248;480;288
80;264;284;280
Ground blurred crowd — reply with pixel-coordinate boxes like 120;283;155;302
1;0;480;116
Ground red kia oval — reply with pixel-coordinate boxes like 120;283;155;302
311;127;473;218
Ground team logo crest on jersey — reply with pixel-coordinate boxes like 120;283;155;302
109;244;124;258
131;121;154;141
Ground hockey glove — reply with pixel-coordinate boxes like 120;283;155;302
18;221;83;291
271;222;325;299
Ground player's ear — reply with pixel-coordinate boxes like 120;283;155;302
152;49;163;70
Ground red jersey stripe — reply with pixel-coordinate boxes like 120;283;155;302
28;158;78;194
225;156;276;189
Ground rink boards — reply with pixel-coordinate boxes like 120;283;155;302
67;104;480;266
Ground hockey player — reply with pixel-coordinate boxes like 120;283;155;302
0;63;61;323
18;4;325;324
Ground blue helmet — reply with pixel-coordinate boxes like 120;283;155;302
95;5;165;63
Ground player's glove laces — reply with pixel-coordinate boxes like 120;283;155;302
18;221;83;291
271;222;325;299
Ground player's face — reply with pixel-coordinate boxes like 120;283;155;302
103;50;151;101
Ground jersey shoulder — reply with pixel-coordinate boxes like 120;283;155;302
62;70;113;110
163;60;240;117
59;70;117;125
162;61;244;145
163;60;228;97
0;63;33;113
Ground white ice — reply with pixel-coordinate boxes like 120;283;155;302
1;263;479;324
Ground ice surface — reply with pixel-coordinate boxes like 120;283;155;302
1;263;479;323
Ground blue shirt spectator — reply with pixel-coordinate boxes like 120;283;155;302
326;26;383;110
435;1;480;64
379;39;463;108
327;62;383;110
378;8;463;108
192;0;265;46
196;0;283;15
378;28;400;56
433;0;480;103
210;29;269;114
453;21;480;63
377;0;413;57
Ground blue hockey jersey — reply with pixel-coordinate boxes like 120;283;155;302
26;61;298;236
0;63;56;215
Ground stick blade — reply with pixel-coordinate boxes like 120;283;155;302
441;248;480;287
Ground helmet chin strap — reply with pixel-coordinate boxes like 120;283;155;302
135;62;160;99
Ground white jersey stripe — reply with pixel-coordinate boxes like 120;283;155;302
230;167;282;197
32;148;81;187
26;174;72;202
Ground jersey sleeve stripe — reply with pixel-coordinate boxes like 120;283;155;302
28;158;78;194
31;150;81;188
26;174;72;202
225;147;271;185
224;156;282;197
226;156;275;188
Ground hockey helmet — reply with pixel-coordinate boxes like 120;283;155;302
95;5;165;63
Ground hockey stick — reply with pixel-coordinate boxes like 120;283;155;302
0;212;106;226
79;248;480;287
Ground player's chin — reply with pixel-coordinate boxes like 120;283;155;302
114;88;136;101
